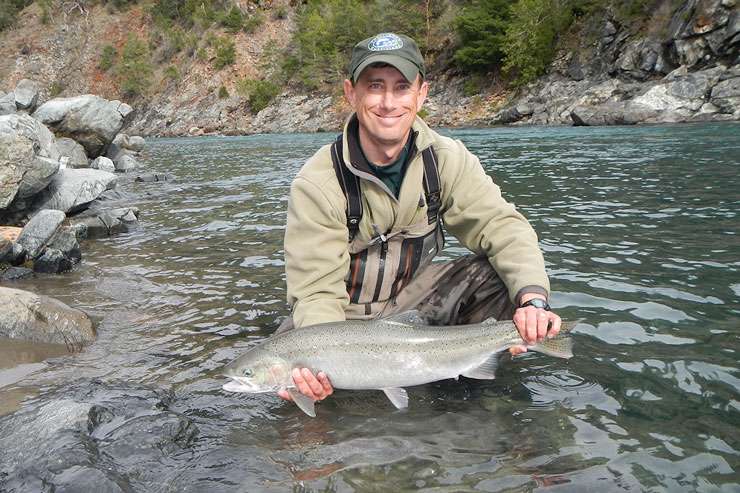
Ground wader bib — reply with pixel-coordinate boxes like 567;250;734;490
330;135;445;318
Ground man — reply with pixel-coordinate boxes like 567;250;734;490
277;33;562;405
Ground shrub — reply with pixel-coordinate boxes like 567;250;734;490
99;44;117;70
238;78;281;113
502;0;573;85
452;0;511;73
117;34;154;96
218;85;229;98
164;65;179;79
222;4;242;31
213;36;236;68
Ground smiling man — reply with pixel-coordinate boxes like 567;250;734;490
277;33;561;406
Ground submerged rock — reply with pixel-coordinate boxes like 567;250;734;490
0;379;198;492
0;286;94;345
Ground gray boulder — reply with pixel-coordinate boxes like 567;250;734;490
31;168;117;214
0;113;62;161
0;91;17;116
0;286;94;345
55;137;89;168
0;133;59;222
69;207;140;239
16;209;66;259
90;155;116;173
14;79;40;112
112;133;145;153
33;226;81;274
32;95;134;158
0;237;26;265
106;142;138;171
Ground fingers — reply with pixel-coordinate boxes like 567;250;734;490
278;367;334;403
509;344;528;356
513;306;562;346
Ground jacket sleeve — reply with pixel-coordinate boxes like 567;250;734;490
284;172;351;328
438;139;550;303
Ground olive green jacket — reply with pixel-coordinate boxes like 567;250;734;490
284;114;550;329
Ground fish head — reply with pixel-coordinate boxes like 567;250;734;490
221;351;291;393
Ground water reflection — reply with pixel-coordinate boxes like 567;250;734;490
0;124;738;491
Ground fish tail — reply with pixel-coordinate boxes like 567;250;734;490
530;332;574;359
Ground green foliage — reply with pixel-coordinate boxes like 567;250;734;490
238;78;281;113
117;34;154;97
0;0;33;32
212;35;235;68
273;6;287;19
196;46;208;61
218;85;229;98
222;4;242;31
99;44;117;70
164;65;179;78
50;81;65;97
502;0;574;85
463;79;480;96
452;0;512;73
243;10;263;33
288;0;437;88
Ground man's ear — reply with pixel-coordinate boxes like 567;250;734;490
416;80;428;111
343;79;356;109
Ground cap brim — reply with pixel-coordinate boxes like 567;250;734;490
352;54;420;83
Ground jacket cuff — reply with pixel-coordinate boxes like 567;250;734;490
514;286;549;307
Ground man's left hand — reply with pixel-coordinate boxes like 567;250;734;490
510;296;561;356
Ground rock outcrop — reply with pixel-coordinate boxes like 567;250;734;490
32;95;134;158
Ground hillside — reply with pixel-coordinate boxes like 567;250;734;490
1;0;738;136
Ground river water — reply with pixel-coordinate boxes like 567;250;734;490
0;123;738;491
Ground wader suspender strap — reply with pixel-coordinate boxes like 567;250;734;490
330;135;441;241
331;136;363;243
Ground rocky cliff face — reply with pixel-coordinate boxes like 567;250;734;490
486;0;740;126
1;1;738;136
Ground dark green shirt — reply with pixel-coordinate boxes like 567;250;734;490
361;133;413;198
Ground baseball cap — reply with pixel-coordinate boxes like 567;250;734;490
349;33;425;83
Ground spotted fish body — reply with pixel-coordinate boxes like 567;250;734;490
222;311;575;416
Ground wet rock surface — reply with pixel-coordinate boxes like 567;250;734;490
0;380;198;493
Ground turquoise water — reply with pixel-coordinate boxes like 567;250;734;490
1;123;738;491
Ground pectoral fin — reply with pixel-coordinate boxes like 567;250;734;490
287;389;316;417
462;353;500;380
382;388;409;410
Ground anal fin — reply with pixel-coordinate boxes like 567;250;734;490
382;388;409;410
461;353;500;380
287;389;316;417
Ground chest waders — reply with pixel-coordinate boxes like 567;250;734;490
331;135;445;316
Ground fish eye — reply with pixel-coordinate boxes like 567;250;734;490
243;369;253;377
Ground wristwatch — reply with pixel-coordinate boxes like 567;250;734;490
520;298;551;311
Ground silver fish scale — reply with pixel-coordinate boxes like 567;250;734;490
249;318;527;389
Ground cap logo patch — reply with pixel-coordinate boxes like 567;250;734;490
368;33;403;52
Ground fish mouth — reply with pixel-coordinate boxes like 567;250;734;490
222;376;260;393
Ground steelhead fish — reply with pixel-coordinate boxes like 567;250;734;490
221;311;576;417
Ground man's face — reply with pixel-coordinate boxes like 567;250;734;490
343;65;427;160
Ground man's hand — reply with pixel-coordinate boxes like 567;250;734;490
509;295;562;356
277;367;334;403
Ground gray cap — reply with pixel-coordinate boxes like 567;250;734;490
349;33;425;83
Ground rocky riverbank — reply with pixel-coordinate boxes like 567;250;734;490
0;80;161;346
124;0;739;136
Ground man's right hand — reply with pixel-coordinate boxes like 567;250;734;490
278;367;334;403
